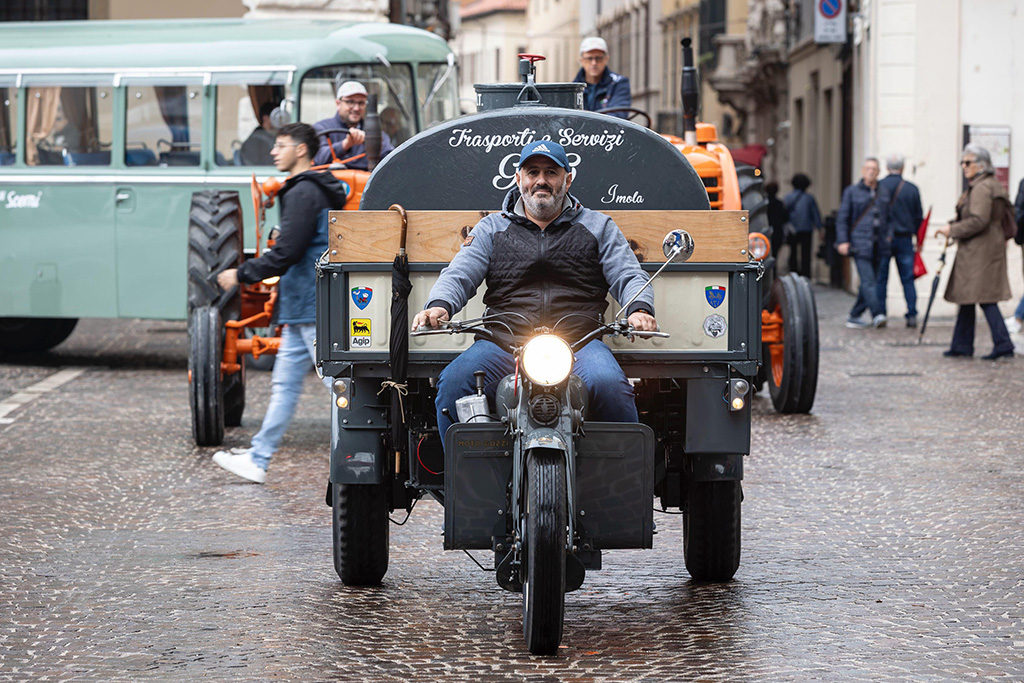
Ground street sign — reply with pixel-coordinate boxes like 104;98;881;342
815;0;847;44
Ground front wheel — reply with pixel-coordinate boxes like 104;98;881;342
767;273;807;413
332;482;390;585
189;306;224;446
522;448;567;655
683;480;741;581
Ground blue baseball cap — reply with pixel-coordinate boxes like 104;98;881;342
518;140;571;172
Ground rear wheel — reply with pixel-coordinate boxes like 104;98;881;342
189;306;224;447
332;482;390;585
683;480;741;581
792;275;820;413
0;317;78;353
736;164;769;234
522;448;567;656
767;273;806;413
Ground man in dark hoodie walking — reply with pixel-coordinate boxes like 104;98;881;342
412;140;657;442
573;37;631;119
212;122;349;483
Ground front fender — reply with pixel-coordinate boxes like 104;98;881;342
523;428;569;453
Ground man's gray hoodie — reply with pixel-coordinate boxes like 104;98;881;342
425;188;653;347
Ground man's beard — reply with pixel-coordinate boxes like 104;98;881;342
519;177;568;222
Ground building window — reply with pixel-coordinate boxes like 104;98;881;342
0;0;88;21
698;0;726;69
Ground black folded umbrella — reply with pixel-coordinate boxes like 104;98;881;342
918;234;950;344
388;204;412;461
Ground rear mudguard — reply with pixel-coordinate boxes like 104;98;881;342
329;379;388;485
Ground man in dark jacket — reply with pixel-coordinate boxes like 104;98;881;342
312;80;394;169
836;157;891;328
573;37;631;119
877;154;924;327
783;173;823;277
212;122;349;483
412;140;657;442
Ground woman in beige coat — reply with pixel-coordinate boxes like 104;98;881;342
935;144;1014;359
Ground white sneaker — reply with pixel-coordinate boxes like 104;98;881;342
1005;316;1022;335
872;314;887;328
212;447;266;484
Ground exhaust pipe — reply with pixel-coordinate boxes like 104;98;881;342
681;38;699;146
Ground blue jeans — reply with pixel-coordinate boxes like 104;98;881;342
877;234;917;319
949;304;1014;356
250;323;331;469
435;338;638;444
1014;295;1024;322
850;254;885;320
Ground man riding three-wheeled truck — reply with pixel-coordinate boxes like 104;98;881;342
312;54;789;655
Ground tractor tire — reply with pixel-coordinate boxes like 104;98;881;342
223;360;245;427
332;482;390;585
736;164;769;234
0;317;78;353
187;190;243;324
792;275;820;414
189;306;224;447
683;480;741;582
767;273;807;414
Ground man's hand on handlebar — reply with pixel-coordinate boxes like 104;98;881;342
628;310;658;332
411;306;450;331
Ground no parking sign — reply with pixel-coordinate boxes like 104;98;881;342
815;0;847;44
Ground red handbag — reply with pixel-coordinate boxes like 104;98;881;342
913;251;927;279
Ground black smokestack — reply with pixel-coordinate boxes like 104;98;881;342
681;38;699;144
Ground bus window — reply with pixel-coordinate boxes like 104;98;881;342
418;62;459;131
125;85;201;167
300;65;415;147
215;83;286;167
26;86;113;166
0;88;15;165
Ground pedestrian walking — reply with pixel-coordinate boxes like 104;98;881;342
877;155;924;327
934;145;1014;360
836;158;891;328
313;80;395;169
1006;175;1024;336
783;173;823;278
765;181;789;270
212;122;350;482
572;37;631;118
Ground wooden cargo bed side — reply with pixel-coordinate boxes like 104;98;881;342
327;210;750;264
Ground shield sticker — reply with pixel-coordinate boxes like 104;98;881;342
705;285;726;308
351;287;373;310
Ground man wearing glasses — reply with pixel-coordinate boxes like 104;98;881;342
572;36;631;119
313;80;395;169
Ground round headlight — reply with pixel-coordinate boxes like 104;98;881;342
521;335;574;386
747;232;770;260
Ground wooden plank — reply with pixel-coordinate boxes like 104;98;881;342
327;210;750;264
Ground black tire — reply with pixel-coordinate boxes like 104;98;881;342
0;317;77;353
187;190;242;322
767;273;806;414
683;480;741;582
223;360;245;427
736;164;769;234
522;448;566;656
189;306;224;447
792;275;819;413
332;482;390;585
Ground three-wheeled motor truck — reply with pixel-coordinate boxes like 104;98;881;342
314;59;768;655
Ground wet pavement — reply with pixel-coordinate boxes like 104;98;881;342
1;287;1022;681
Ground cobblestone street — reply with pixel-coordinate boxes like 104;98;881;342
1;285;1022;681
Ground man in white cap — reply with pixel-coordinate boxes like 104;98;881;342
572;36;631;119
312;80;394;169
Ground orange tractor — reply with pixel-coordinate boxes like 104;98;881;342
186;122;376;447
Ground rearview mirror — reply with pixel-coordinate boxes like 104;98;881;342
662;229;694;262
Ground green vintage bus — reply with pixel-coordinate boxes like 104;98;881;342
0;18;459;352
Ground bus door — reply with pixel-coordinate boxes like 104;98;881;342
1;78;119;319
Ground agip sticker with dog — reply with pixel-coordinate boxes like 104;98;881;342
703;314;727;339
351;318;371;348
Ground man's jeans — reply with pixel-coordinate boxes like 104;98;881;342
250;323;331;469
877;234;918;319
435;338;638;445
850;254;885;320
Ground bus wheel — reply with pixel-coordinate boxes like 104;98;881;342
187;190;242;324
736;164;769;234
0;317;78;353
189;306;224;447
683;480;741;582
767;273;807;414
332;482;389;585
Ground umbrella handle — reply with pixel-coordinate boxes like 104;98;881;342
389;204;408;254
